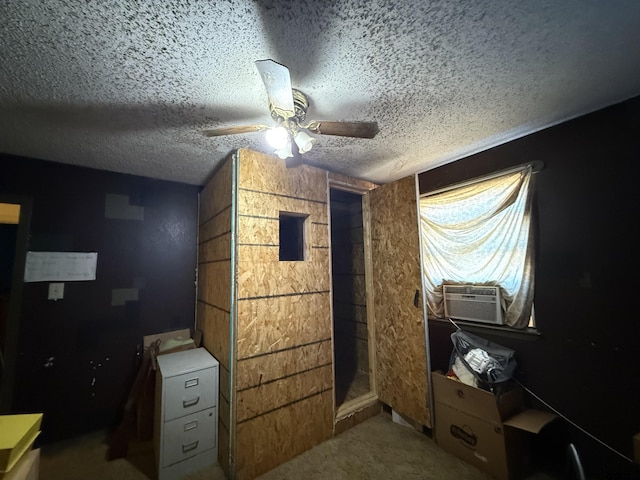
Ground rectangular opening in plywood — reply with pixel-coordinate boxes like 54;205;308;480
279;212;308;261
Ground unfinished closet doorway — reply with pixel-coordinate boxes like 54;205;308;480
330;188;374;414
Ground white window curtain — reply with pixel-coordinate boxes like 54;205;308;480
419;166;534;329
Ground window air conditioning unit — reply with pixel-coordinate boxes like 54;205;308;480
443;284;504;325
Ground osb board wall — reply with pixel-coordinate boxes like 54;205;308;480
369;175;430;427
196;155;233;474
234;149;333;480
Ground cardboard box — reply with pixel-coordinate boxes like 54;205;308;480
633;432;640;464
143;328;194;357
0;414;42;476
432;372;556;480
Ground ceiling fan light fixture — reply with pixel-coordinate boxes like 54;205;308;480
293;130;315;154
274;141;293;159
202;60;378;166
266;126;290;150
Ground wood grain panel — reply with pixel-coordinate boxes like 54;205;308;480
219;393;230;433
199;156;233;224
236;293;331;359
199;206;231;244
334;401;381;435
236;340;332;390
197;261;231;312
369;175;430;427
219;364;230;402
233;149;333;479
311;222;330;247
237;244;278;263
237;364;332;422
235;390;333;480
239;148;327;202
238;245;329;264
238;215;278;245
198;232;231;263
196;154;235;477
218;418;230;477
196;302;230;370
237;189;327;222
237;249;330;298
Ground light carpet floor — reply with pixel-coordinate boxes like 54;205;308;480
38;412;558;480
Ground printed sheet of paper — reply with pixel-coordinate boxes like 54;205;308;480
24;251;98;282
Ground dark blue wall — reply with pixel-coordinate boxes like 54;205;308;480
0;156;200;443
420;96;640;479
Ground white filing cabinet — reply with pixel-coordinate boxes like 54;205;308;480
154;347;219;480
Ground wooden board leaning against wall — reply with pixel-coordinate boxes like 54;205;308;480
368;175;431;428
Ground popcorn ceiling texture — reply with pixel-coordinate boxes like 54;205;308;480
1;0;640;185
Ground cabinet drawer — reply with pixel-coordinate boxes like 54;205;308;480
162;407;217;467
163;366;217;421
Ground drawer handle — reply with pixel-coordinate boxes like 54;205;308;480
184;420;198;431
183;396;200;408
185;378;199;388
182;440;199;453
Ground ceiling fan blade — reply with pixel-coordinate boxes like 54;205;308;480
306;121;379;139
202;124;269;137
255;59;295;117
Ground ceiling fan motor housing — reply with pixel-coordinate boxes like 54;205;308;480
292;89;309;123
270;88;309;125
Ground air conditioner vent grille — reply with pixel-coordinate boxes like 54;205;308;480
443;284;504;325
443;285;498;296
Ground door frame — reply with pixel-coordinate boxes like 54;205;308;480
327;174;378;420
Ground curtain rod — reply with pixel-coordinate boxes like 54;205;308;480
419;160;544;198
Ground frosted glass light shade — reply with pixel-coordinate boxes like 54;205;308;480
274;141;293;159
294;130;316;153
266;126;290;149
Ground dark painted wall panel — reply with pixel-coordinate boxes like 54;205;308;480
420;96;640;478
0;155;199;442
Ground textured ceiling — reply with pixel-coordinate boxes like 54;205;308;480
1;1;640;186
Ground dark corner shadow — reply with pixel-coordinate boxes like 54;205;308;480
253;0;343;84
2;102;266;133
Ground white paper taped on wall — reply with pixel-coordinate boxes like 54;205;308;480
24;251;98;282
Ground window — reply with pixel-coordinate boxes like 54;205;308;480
419;166;535;329
279;213;307;261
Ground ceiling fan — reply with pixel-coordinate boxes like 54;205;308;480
202;59;379;168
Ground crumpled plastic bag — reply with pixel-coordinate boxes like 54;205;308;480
449;330;517;387
451;355;478;387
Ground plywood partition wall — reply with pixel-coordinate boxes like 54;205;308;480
196;155;234;475
234;149;333;480
368;175;431;427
